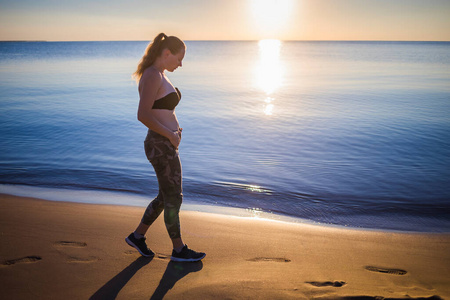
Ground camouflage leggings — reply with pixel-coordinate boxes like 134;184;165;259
141;130;182;239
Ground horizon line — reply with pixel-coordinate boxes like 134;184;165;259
1;39;449;43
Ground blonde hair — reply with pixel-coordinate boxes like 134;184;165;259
133;33;185;81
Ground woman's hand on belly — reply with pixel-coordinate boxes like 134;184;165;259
169;128;183;149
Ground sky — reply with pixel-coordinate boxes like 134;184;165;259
0;0;449;41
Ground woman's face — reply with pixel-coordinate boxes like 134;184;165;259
166;48;185;72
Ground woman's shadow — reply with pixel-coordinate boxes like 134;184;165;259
150;260;203;300
89;256;203;300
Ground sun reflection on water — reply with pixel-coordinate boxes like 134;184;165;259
254;39;284;116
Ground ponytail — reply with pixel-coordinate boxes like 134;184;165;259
133;33;185;81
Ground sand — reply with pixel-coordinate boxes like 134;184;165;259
0;193;449;299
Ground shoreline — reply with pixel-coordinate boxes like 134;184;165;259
1;193;449;299
0;183;449;234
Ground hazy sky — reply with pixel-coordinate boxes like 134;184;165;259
0;0;449;41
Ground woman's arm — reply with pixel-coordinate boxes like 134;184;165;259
137;72;180;148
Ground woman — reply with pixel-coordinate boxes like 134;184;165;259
125;33;205;262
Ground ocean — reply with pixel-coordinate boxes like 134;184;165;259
1;40;449;232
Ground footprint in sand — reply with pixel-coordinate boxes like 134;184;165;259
306;281;346;287
66;256;99;263
54;241;87;248
337;295;441;300
54;240;98;263
247;257;291;262
2;256;42;266
365;265;407;275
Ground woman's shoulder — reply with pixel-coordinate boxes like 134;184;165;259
141;67;163;83
139;68;163;91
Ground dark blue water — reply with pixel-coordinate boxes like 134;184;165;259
1;41;449;232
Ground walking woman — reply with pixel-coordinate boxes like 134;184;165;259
125;33;205;262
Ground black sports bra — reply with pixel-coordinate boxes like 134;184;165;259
152;88;181;110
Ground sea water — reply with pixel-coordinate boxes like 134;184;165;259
1;41;449;232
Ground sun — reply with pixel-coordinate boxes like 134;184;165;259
250;0;294;38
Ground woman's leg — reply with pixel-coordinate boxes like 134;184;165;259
150;145;184;245
126;191;162;257
136;191;164;235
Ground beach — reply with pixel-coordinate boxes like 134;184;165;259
1;193;448;299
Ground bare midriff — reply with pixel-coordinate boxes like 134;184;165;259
151;109;180;132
